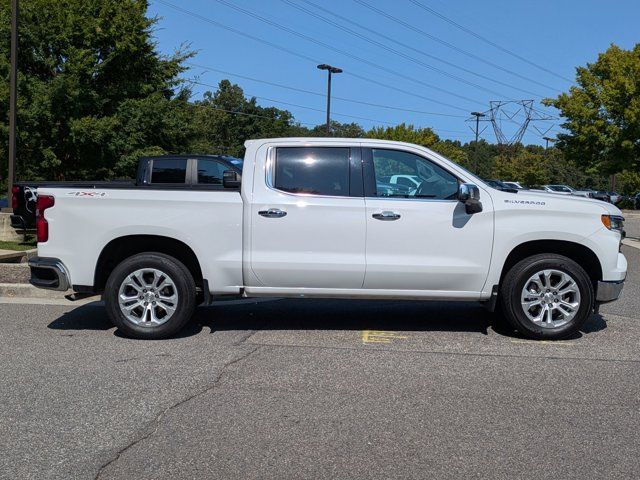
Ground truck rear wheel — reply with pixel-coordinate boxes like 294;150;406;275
500;254;594;340
104;253;196;339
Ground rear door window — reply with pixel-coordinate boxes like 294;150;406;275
150;159;187;184
274;147;351;196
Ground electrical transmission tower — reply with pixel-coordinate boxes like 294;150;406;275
486;100;555;146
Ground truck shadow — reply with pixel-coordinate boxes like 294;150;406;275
190;299;607;340
47;298;607;340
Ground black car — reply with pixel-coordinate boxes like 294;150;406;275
10;154;243;230
590;191;611;203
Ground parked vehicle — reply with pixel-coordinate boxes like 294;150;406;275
607;192;622;205
540;184;592;198
542;184;574;195
483;179;518;192
10;155;243;230
636;193;640;210
590;191;612;203
10;183;39;229
501;181;526;190
376;181;412;197
28;138;627;341
386;174;422;191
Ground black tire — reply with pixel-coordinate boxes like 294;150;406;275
104;252;196;339
500;254;594;340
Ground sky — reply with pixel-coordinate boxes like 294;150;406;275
148;0;639;145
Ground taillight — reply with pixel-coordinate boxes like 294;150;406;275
11;186;19;210
36;195;55;243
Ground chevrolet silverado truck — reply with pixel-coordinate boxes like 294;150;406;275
28;138;627;340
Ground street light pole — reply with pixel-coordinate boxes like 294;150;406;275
317;64;342;136
543;136;555;149
7;0;18;208
470;111;486;174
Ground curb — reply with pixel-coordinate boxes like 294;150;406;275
0;283;282;306
0;283;72;301
0;249;37;264
622;237;640;250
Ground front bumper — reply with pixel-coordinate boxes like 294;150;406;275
28;256;70;291
596;280;625;303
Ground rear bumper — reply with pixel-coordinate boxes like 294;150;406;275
28;256;70;291
596;280;625;303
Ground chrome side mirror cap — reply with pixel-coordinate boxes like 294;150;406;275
458;183;483;214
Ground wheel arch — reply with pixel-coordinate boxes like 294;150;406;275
94;235;204;292
499;240;603;288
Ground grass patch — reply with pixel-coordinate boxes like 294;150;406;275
0;235;37;251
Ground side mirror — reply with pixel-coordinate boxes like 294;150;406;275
222;170;241;189
458;183;483;214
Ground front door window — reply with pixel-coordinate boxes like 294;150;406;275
370;149;459;200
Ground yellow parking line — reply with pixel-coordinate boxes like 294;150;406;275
362;330;408;344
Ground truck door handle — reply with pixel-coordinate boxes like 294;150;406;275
258;208;287;218
372;211;401;221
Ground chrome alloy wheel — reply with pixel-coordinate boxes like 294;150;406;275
520;269;581;329
118;268;179;327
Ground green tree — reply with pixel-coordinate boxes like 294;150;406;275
365;123;439;147
544;44;640;175
189;80;297;157
305;120;365;138
431;139;468;169
462;140;500;179
0;0;194;180
492;149;552;186
617;170;640;195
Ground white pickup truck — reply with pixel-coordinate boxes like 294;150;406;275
29;138;627;340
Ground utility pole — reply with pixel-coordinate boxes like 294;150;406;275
470;112;486;174
6;0;18;209
317;64;342;135
543;136;555;149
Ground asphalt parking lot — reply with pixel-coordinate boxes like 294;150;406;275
1;244;639;480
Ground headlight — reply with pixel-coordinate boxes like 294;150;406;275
601;214;625;234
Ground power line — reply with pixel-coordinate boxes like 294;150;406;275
191;102;474;140
190;102;316;126
207;0;487;106
407;0;574;83
189;79;472;135
352;0;562;93
155;0;476;112
186;62;467;118
286;0;544;98
279;0;510;99
155;0;554;144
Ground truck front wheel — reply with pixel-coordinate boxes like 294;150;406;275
500;254;594;340
104;253;196;339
